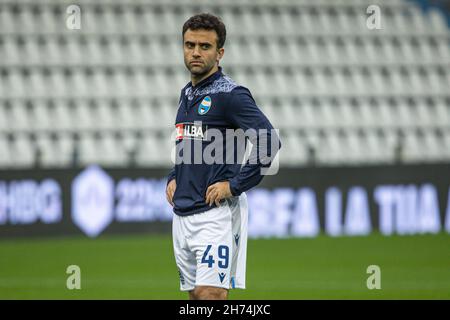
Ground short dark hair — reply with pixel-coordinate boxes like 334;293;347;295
182;13;226;49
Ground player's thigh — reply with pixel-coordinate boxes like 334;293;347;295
172;214;197;291
191;204;233;289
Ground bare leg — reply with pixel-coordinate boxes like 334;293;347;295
189;286;228;300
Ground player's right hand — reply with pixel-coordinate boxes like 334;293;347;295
166;179;177;207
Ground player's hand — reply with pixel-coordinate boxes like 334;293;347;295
166;179;177;207
205;181;232;207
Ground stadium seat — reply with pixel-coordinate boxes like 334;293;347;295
96;132;128;166
136;132;169;166
0;134;12;167
279;130;308;166
56;132;76;167
78;132;100;166
52;101;74;131
428;7;449;33
72;100;95;131
31;100;52;132
35;132;60;167
94;100;116;130
9;133;35;168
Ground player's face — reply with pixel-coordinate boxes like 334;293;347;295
183;29;224;78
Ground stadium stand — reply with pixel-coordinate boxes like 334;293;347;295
0;0;448;168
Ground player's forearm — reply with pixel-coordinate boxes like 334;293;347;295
229;164;264;196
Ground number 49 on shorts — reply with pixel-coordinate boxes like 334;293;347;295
201;244;229;269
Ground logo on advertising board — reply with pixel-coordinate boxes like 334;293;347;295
71;165;114;237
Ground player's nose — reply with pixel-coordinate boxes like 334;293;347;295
192;45;201;57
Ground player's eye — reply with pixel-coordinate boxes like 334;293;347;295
201;44;211;50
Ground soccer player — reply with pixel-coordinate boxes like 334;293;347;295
166;13;281;300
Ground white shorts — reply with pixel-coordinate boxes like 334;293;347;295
172;193;248;292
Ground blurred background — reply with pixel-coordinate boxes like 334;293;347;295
0;0;449;299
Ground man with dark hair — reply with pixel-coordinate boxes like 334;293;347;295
166;13;280;300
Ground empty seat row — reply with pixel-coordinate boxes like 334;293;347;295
0;34;448;68
0;65;448;99
0;131;174;168
0;99;177;132
0;2;447;35
262;96;450;130
2;127;449;168
0;95;448;133
279;128;450;166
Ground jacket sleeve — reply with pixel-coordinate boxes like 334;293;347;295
167;167;176;185
226;87;281;196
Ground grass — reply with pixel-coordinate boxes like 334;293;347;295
0;233;449;299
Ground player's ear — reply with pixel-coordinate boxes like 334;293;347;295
217;47;225;63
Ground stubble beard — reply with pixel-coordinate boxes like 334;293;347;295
186;61;215;79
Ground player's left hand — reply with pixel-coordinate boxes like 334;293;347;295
205;181;233;207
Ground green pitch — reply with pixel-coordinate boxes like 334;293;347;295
0;233;449;299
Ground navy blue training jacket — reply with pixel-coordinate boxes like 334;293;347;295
167;67;281;216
